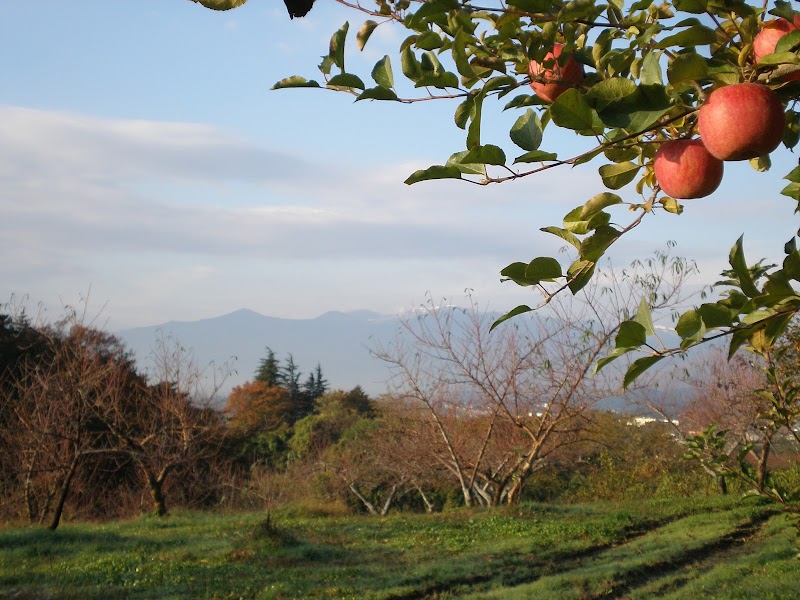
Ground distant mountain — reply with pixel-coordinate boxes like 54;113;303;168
117;309;403;398
117;308;695;414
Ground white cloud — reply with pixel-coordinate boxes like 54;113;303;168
1;105;586;326
0;105;588;264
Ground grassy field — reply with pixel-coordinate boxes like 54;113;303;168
1;496;798;599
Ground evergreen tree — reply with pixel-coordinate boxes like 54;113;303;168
278;353;302;399
254;347;279;386
312;363;328;399
302;363;329;404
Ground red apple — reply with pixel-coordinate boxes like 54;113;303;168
654;139;724;199
528;44;584;103
753;17;800;61
697;83;785;161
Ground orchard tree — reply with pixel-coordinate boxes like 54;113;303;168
100;335;230;517
0;317;135;529
372;251;695;506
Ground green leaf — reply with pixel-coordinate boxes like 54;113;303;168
660;197;683;214
586;77;671;131
420;50;443;75
193;0;247;9
329;22;350;71
550;89;602;135
525;257;563;281
327;73;365;90
510;109;543;152
599;162;641;190
410;0;459;21
357;20;379;51
446;150;484;175
655;25;718;49
404;165;462;185
784;247;800;280
514;150;559;163
749;155;771;173
504;94;543;110
673;0;708;14
667;53;709;86
770;0;796;21
624;356;665;388
461;144;507;166
640;50;664;86
599;85;673;132
586;78;637;113
356;87;399;101
415;71;460;89
401;46;423;82
452;30;476;80
580;225;621;262
271;76;321;90
757;51;800;66
775;30;800;54
500;262;533;286
616;320;647;348
573;148;605;166
728;328;752;359
594;348;630;374
541;226;581;249
467;91;484;149
564;206;611;235
371;56;394;88
697;303;734;328
729;236;760;298
567;260;596;294
454;97;474;130
416;31;444;50
581;192;622;219
491;305;533;330
604;146;638;162
634;298;656;336
675;309;705;345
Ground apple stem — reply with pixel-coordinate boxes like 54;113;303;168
691;80;707;102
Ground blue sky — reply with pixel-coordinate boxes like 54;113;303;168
1;1;795;329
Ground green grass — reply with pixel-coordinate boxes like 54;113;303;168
0;496;797;599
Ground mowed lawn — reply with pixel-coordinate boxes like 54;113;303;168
1;496;798;599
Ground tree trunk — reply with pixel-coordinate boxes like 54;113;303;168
24;452;37;523
48;455;80;531
716;474;728;495
138;461;171;517
349;483;379;516
379;485;398;517
415;483;434;513
147;473;168;517
756;432;773;491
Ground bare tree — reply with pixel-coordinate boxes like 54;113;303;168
1;317;133;529
99;334;231;516
372;252;695;506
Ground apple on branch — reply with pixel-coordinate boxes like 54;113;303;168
753;16;800;61
528;44;584;103
697;83;786;161
654;139;724;199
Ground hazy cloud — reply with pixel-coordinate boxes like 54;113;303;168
0;105;583;267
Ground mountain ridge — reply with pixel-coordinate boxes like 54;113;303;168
117;308;401;397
